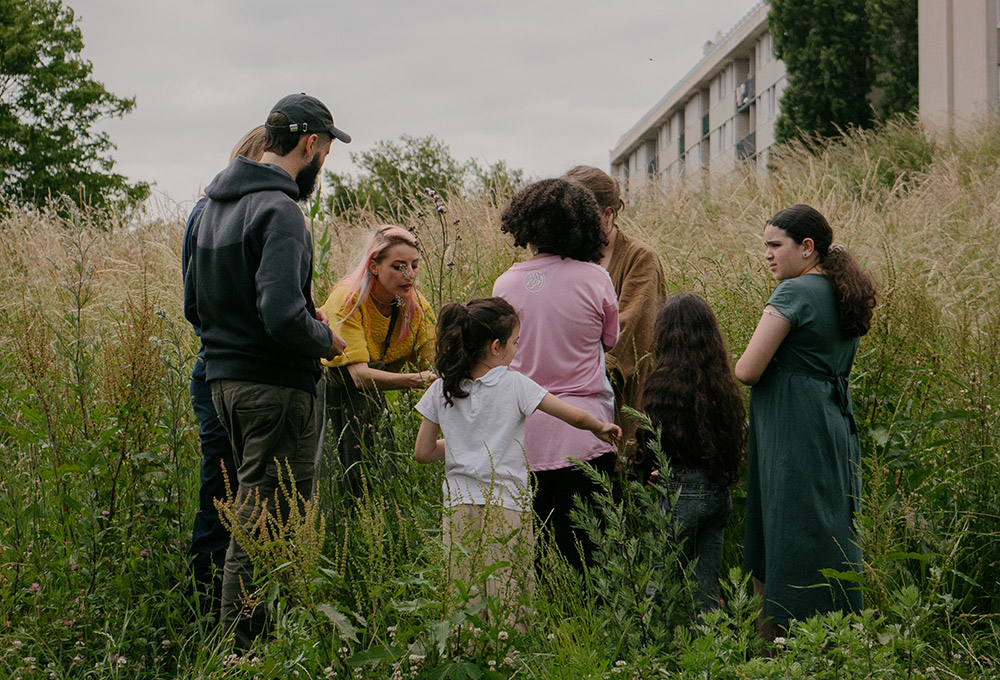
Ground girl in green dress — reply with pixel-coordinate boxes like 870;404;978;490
735;204;877;641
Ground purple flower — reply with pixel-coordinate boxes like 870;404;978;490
436;205;446;214
101;510;109;517
70;563;79;571
417;210;425;218
64;620;74;627
140;550;149;558
29;582;40;592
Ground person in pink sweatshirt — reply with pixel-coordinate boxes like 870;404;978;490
492;178;620;572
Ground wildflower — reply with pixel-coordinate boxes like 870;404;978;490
453;219;460;225
13;640;22;648
29;582;40;592
417;210;425;218
773;636;786;648
73;655;83;665
436;205;446;214
324;668;335;678
63;620;74;627
497;630;508;641
488;660;497;670
140;550;149;558
70;563;79;571
101;510;109;517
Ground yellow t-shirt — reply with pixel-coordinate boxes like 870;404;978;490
320;284;435;372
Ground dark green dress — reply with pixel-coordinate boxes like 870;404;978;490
743;273;864;627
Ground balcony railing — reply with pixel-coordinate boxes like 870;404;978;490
737;132;756;161
736;76;755;112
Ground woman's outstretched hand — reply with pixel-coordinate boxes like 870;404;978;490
409;371;437;388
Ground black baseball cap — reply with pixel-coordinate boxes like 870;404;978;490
267;93;351;143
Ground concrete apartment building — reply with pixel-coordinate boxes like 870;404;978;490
611;0;1000;193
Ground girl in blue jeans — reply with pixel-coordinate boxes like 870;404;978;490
637;293;746;613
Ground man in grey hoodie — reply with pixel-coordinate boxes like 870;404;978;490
183;93;350;648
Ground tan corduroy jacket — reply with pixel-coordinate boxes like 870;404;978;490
605;227;667;459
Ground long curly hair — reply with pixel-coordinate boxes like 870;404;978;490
332;225;424;340
640;294;746;486
767;204;878;337
500;178;606;262
434;297;520;407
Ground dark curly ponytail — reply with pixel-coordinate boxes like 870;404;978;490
768;204;878;337
435;297;520;407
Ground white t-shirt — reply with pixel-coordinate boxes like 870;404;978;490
416;366;547;511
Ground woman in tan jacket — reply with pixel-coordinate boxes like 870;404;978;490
562;166;667;461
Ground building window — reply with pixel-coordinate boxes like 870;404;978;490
768;86;777;119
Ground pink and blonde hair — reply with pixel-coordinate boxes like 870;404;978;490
334;225;423;339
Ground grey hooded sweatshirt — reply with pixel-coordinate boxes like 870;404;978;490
183;156;333;393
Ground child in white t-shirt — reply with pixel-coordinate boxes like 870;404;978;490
415;297;620;620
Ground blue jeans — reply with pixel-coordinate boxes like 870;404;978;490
666;468;732;613
188;357;238;601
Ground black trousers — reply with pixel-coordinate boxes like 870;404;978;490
533;450;616;572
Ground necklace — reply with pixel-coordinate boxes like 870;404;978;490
370;289;400;314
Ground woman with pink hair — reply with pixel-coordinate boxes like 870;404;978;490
320;225;436;497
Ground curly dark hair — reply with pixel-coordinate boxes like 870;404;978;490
768;204;878;337
435;297;520;407
500;178;606;262
639;294;746;486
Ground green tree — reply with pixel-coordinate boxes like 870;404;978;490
771;0;873;144
0;0;148;209
867;0;919;120
770;0;919;145
324;134;524;218
325;134;469;218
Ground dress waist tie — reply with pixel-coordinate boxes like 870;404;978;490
771;360;857;434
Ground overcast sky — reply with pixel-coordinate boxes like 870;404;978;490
70;0;762;212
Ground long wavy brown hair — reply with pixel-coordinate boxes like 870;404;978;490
640;293;746;486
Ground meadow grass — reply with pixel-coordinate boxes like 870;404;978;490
0;117;998;678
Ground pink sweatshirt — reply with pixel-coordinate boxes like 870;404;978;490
493;256;619;471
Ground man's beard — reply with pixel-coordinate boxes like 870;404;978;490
296;152;323;202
